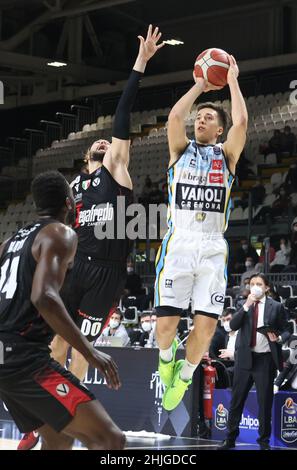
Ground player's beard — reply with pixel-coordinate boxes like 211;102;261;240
90;150;105;162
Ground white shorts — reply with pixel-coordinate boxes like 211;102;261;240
154;229;228;317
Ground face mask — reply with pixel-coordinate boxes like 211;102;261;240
223;321;231;332
242;244;248;251
244;284;250;291
141;321;152;332
245;261;252;268
127;267;134;274
250;285;264;298
109;319;120;329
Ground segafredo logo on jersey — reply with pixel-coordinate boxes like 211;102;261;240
281;397;297;443
215;403;228;430
78;203;114;226
176;183;226;212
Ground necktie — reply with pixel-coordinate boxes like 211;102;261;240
250;301;260;348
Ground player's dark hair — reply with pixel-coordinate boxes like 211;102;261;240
140;312;151;320
31;171;70;216
196;102;228;129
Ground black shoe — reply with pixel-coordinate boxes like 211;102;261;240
216;439;236;450
258;441;271;450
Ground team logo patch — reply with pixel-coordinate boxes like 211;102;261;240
165;279;173;288
196;212;206;222
92;177;100;187
70;175;81;188
82;180;91;190
281;397;297;443
189;157;196;168
213;146;222;155
209;173;223;184
215;403;229;430
212;159;223;171
56;383;70;397
211;292;225;305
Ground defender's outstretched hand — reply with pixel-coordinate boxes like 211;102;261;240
137;24;165;63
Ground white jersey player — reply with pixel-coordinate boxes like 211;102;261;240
155;55;248;411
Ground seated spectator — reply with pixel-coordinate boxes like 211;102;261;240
218;330;238;361
257;242;275;271
283;217;297;272
254;186;290;223
274;315;297;392
139;175;153;207
271;186;290;218
209;308;232;358
268;129;282;158
270;238;291;272
285;162;297;193
148;182;164;205
281;125;296;156
236;152;255;181
96;309;130;346
240;257;258;286
215;308;237;386
123;260;149;311
129;312;152;347
259;140;269;156
268;283;282;303
146;312;158;348
251;178;265;208
234;279;250;308
234;238;259;273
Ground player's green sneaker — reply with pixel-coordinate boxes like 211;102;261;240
162;359;192;411
158;338;178;387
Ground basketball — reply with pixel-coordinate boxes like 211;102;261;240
194;48;230;87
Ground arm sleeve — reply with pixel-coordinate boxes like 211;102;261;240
112;70;143;140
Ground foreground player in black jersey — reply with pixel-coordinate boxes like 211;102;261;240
0;171;125;450
51;25;164;380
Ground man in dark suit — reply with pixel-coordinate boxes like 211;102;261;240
218;273;290;450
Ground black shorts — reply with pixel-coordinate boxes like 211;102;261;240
0;357;95;433
61;254;126;342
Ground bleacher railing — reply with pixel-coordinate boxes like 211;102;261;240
136;265;297;288
230;273;297;287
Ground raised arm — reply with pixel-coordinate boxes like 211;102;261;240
31;223;120;389
223;55;248;175
104;25;164;188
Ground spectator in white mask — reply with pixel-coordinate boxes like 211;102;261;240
97;310;130;346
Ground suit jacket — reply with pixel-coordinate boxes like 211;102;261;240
230;297;290;371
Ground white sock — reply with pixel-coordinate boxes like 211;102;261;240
160;345;173;363
180;359;198;381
